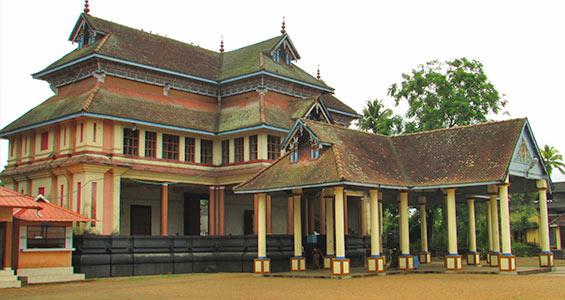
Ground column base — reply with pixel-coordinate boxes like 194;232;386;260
444;254;462;271
499;254;516;272
539;252;554;267
367;256;386;273
419;252;432;264
331;257;351;276
398;255;414;271
466;252;480;265
486;252;491;264
489;252;500;267
253;258;271;274
323;255;334;269
290;256;306;272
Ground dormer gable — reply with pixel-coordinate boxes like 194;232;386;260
68;13;107;49
508;120;549;180
270;34;300;65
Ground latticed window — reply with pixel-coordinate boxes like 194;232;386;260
145;131;157;158
162;134;179;160
201;140;213;164
234;137;244;162
221;140;230;165
27;225;66;249
249;135;258;161
185;137;195;162
267;135;281;160
123;128;139;156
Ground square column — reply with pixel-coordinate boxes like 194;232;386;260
537;179;554;267
160;183;168;236
367;189;385;273
287;196;293;235
419;196;431;264
398;191;414;271
554;226;562;251
498;177;516;272
291;190;305;271
467;198;480;265
324;195;335;269
209;186;216;236
486;201;493;264
444;188;462;271
253;193;270;274
488;185;501;267
332;187;350;276
218;187;225;236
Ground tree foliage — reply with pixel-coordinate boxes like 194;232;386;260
388;58;507;132
358;99;403;135
541;145;565;176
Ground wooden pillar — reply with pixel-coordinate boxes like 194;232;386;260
160;183;168;236
320;192;326;235
291;190;306;271
468;198;477;253
266;194;272;234
489;185;501;254
308;195;315;234
487;200;493;253
253;194;258;234
287;196;293;234
344;191;348;235
399;191;410;255
218;186;225;236
419;196;429;254
3;221;13;269
303;197;309;235
369;189;380;256
208;186;216;236
326;196;335;256
360;196;367;236
379;195;383;254
257;193;267;258
555;227;562;251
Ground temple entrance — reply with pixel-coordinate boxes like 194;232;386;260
130;205;151;235
243;210;254;235
184;194;202;235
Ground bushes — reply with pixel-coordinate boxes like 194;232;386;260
512;242;540;257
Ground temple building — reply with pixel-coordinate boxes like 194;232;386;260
0;10;357;238
0;3;557;278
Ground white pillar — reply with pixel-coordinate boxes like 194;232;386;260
370;189;380;256
257;193;267;258
537;180;551;253
487;201;493;253
468;198;477;253
498;180;512;255
489;185;501;254
399;191;410;255
445;188;458;255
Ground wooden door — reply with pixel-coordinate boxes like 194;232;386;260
184;194;201;236
130;205;152;235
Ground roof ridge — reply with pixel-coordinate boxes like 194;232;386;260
81;85;101;111
331;146;346;181
86;14;219;55
392;118;528;138
224;35;283;54
303;118;390;138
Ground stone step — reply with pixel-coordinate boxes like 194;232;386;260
22;273;85;284
0;280;21;289
0;269;15;276
17;267;75;277
0;275;19;282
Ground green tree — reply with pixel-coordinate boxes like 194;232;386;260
388;58;507;133
358;99;403;135
541;145;565;176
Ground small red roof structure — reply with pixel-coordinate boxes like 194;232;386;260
13;196;90;223
0;186;42;209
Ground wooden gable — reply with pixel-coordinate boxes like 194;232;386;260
508;121;549;180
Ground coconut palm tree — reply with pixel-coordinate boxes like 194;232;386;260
541;145;565;176
358;99;403;135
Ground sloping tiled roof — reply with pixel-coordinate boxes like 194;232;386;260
235;118;528;192
320;94;357;115
36;14;329;90
0;187;42;209
14;197;90;222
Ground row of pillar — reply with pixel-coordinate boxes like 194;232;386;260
253;179;554;275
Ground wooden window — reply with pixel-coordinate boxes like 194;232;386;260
290;147;299;163
201;139;213;164
162;134;179;160
249;135;258;161
234;137;244;162
145;131;157;158
123;128;139;156
38;187;45;196
221;140;230;165
267;135;281;160
27;225;66;249
185;137;195;162
40;132;49;150
311;145;320;160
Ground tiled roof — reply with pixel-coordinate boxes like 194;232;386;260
235;118;527;192
0;187;42;209
37;14;329;90
320;94;357;115
14;197;90;222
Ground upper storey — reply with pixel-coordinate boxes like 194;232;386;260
34;13;332;92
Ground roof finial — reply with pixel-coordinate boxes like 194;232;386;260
317;65;321;80
220;35;224;53
84;0;90;14
281;16;286;34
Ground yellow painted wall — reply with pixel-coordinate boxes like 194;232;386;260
18;250;72;269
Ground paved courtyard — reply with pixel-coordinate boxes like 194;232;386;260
2;268;565;300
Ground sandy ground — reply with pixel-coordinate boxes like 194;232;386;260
2;271;565;300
